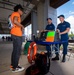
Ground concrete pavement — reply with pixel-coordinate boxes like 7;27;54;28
0;41;74;75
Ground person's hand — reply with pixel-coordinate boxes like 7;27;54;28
44;30;47;32
56;29;60;33
41;30;47;32
41;30;44;32
59;32;63;35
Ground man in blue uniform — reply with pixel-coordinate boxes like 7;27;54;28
52;15;70;62
43;18;55;57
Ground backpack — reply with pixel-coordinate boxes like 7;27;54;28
8;15;13;29
35;53;50;74
25;53;50;75
25;64;41;75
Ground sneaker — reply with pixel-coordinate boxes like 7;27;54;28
10;65;13;70
10;64;21;70
17;66;24;69
12;66;24;73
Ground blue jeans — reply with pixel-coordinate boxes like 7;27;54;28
11;35;22;68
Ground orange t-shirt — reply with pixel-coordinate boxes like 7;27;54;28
10;12;22;36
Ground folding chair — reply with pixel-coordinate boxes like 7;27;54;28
67;48;74;61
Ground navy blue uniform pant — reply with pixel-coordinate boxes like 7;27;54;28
46;41;68;55
55;42;68;55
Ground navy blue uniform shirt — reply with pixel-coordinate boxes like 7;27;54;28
57;21;70;41
45;23;55;30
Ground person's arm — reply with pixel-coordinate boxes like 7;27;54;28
56;29;60;32
60;22;70;35
44;24;55;32
13;16;24;29
60;28;70;35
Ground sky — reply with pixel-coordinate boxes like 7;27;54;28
57;0;74;33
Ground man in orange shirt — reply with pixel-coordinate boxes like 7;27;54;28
10;4;24;72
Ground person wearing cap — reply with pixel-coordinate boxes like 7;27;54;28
52;15;70;62
10;4;25;72
44;18;55;32
43;18;55;57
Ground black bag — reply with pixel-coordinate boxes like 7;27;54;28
39;32;47;41
25;64;41;75
25;53;50;75
35;53;50;74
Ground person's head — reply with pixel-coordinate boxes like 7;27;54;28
47;18;52;24
58;15;65;23
14;4;24;16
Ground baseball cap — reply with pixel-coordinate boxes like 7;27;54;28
58;15;65;18
47;18;52;21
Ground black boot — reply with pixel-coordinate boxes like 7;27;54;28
62;54;66;62
52;54;59;61
47;51;51;58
